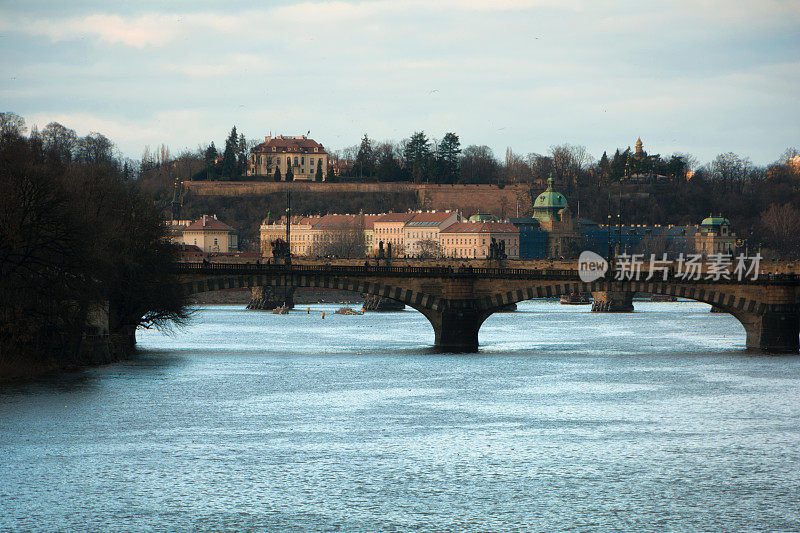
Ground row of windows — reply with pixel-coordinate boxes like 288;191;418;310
256;155;324;166
376;227;402;234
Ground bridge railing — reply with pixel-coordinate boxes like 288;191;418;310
174;262;798;284
175;262;579;280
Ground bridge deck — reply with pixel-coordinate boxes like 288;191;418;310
175;262;798;285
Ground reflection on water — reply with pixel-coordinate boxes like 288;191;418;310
2;300;799;531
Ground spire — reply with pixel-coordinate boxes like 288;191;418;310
635;137;644;156
547;173;554;190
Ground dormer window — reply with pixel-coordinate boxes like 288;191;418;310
314;147;318;152
272;146;276;152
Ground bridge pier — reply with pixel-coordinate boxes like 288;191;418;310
591;290;634;312
735;309;799;353
247;285;295;310
421;305;488;352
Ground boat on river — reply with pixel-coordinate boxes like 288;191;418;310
560;292;592;305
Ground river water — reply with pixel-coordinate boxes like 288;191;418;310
2;301;799;531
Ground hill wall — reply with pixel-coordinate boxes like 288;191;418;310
183;181;532;216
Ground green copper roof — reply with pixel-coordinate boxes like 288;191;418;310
468;213;499;223
700;216;731;226
534;176;568;209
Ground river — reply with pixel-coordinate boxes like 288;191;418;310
2;301;799;531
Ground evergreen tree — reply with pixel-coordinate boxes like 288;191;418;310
274;166;282;182
315;159;323;181
285;157;294;181
221;126;238;179
204;142;218;180
403;131;432;183
598;151;611;185
355;134;375;178
437;132;461;183
237;133;248;174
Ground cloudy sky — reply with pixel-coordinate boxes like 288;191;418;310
1;0;798;164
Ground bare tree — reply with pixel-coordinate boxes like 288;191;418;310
549;143;592;194
760;203;800;258
41;122;78;163
417;239;442;259
0;112;26;137
310;224;366;258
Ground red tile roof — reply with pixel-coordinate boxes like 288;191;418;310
252;136;327;155
375;212;416;223
184;215;235;232
440;222;518;234
408;212;457;225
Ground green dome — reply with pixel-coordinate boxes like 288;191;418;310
534;176;568;209
700;216;731;226
469;213;499;223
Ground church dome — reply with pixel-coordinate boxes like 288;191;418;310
534;176;568;209
700;216;731;226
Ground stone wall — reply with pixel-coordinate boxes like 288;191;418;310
183;181;530;216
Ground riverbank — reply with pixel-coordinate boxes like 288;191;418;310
0;330;135;384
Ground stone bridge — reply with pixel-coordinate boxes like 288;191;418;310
176;263;800;353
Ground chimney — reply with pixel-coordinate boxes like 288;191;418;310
202;215;207;227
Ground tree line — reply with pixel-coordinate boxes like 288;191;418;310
0;112;190;379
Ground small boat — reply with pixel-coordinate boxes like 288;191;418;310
560;292;591;305
335;306;364;315
271;305;290;315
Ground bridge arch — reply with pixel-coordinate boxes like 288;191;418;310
178;273;444;313
474;279;795;352
475;279;763;316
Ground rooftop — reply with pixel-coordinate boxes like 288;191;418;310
440;222;518;234
251;135;327;155
184;215;235;232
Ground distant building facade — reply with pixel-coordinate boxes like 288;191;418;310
402;211;461;258
372;213;416;257
695;216;736;257
439;222;519;259
178;215;238;253
246;135;328;181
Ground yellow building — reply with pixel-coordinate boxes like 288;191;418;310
260;214;380;257
373;213;416;257
439;222;520;259
403;211;461;258
246;135;328;181
182;215;238;253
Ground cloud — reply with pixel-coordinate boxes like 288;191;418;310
18;14;173;48
0;1;576;49
163;55;273;78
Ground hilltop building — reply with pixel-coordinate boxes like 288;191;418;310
246;135;328;181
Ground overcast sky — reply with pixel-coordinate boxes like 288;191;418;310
1;0;798;165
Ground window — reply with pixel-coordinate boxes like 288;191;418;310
294;157;298;165
310;158;314;165
301;157;305;164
